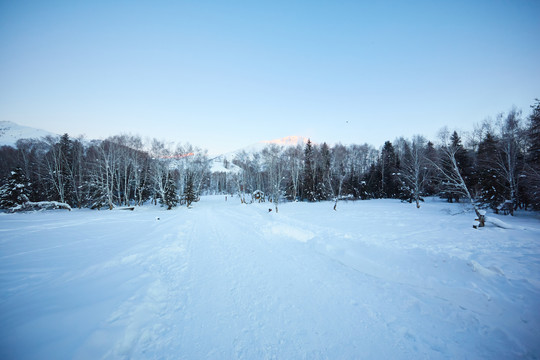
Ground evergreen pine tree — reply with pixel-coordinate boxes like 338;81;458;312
380;141;399;198
365;163;382;198
162;173;178;210
315;142;332;200
87;180;108;210
424;141;439;195
184;171;197;207
302;139;316;201
477;132;504;209
529;100;540;166
397;141;414;202
0;167;32;209
525;99;540;209
58;133;75;206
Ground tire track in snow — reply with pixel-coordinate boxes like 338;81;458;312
222;204;513;359
3;199;539;359
90;213;194;359
169;204;413;359
175;206;263;358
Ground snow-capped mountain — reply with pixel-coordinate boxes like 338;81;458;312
220;135;309;160
255;135;310;150
210;136;310;173
0;121;310;174
0;121;58;147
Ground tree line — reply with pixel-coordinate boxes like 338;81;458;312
210;101;540;213
1;100;539;212
0;134;209;210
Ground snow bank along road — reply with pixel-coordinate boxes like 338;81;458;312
1;197;539;359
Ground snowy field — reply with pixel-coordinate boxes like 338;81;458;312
1;196;539;359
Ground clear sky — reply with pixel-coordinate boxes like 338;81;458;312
1;0;539;155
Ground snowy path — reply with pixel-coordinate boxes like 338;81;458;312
1;197;539;359
172;205;400;359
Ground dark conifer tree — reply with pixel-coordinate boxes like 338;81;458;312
528;100;540;166
87;180;108;210
397;141;414;202
315;142;332;200
452;131;473;181
424;141;439;196
525;99;540;209
0;167;32;209
58;134;75;206
163;173;178;210
0;146;19;181
302;139;316;201
345;163;365;199
365;163;381;198
184;171;197;207
380;141;399;198
477;132;504;209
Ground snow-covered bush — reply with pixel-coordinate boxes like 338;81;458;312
0;167;31;209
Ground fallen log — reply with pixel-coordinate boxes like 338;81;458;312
9;201;72;212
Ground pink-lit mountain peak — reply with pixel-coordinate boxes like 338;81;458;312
260;135;310;147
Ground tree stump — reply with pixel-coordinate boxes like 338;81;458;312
473;210;486;229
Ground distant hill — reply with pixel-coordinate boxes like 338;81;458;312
0;121;58;147
210;135;310;173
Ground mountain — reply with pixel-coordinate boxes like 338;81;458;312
0;121;58;147
259;135;310;148
0;122;309;174
225;135;309;158
210;136;309;173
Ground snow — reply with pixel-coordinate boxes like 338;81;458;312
210;157;241;174
485;216;516;230
209;135;308;172
0;121;58;147
9;201;72;213
231;135;308;156
1;197;539;359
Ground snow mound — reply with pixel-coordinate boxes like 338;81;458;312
9;201;72;212
485;216;515;229
267;223;315;242
467;260;505;277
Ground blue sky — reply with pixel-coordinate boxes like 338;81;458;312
1;0;539;155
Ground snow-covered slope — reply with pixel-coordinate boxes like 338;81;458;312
211;135;309;173
0;121;58;147
247;135;309;153
1;197;539;359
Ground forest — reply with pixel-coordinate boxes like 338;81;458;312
1;100;539;213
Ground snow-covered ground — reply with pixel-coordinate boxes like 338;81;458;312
1;197;539;359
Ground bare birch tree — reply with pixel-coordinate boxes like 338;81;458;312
149;139;172;206
432;128;484;224
263;144;285;213
400;135;429;208
329;144;349;210
494;109;524;213
284;145;303;201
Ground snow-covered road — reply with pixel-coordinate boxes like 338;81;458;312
1;197;539;359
